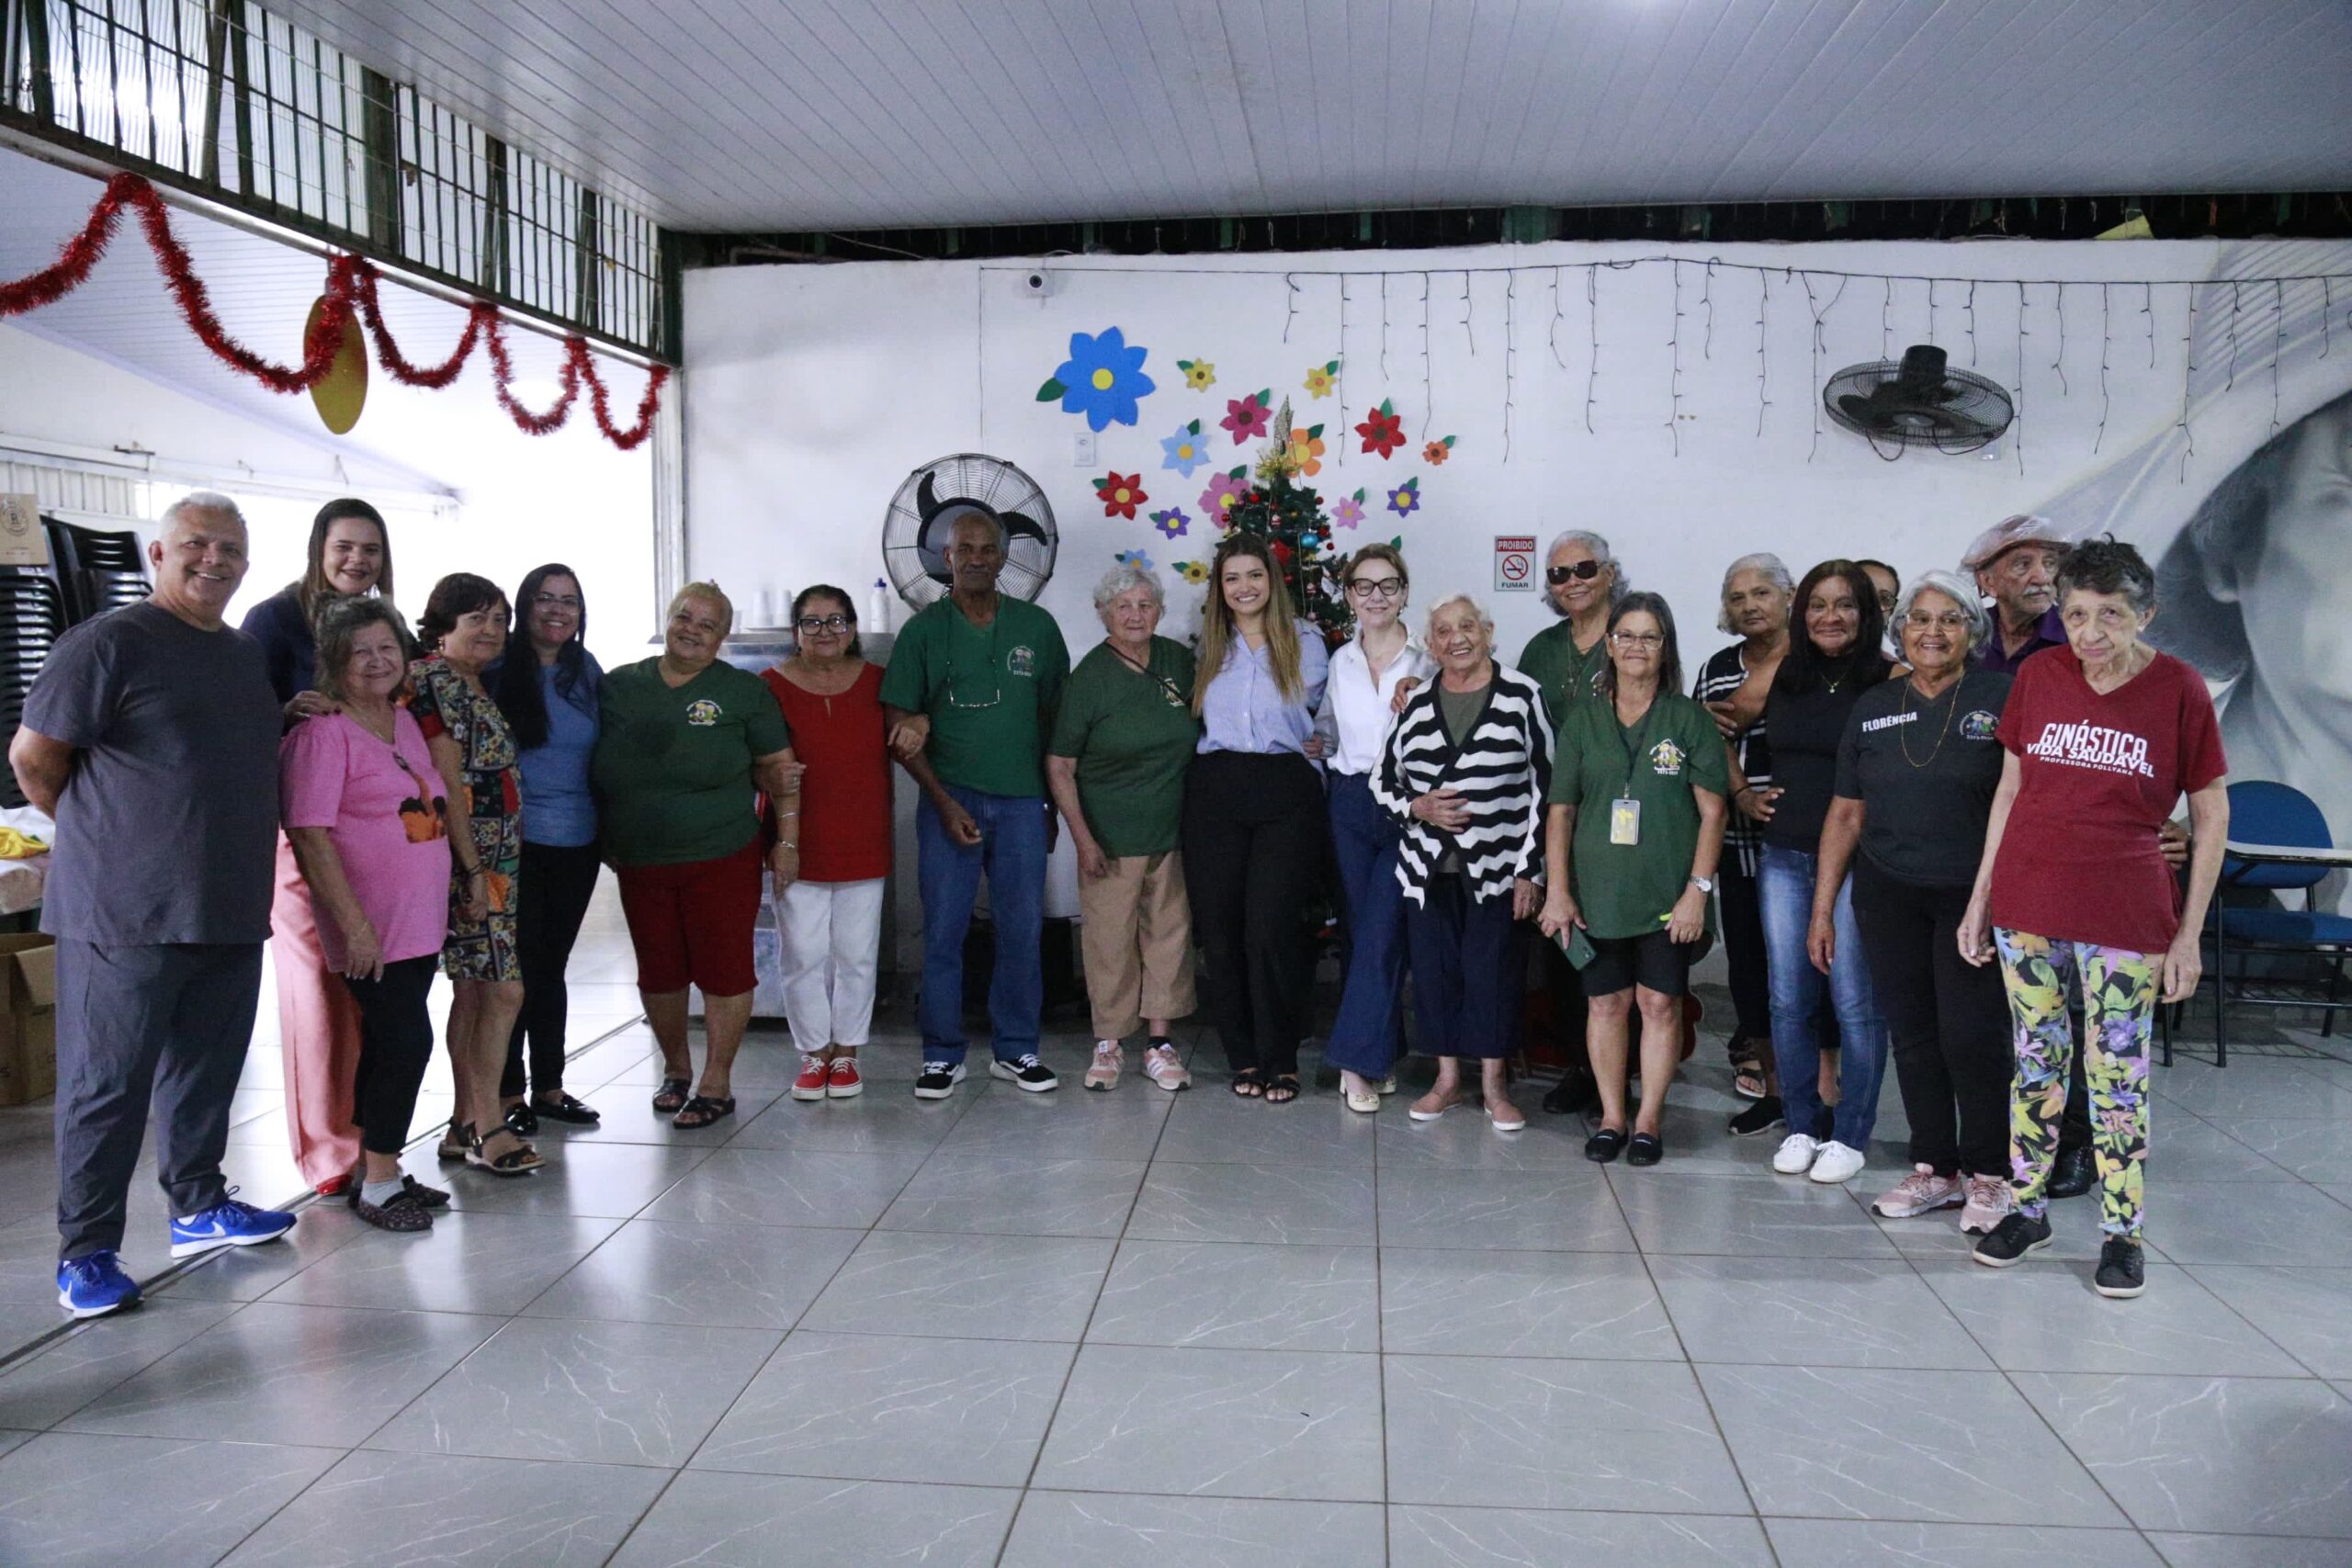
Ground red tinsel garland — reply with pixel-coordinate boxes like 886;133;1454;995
0;172;669;452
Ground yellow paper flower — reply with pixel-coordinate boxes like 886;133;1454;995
1181;358;1216;392
1303;359;1339;400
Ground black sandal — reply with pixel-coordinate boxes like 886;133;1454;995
1584;1127;1629;1163
463;1122;545;1177
1626;1132;1665;1167
532;1092;601;1125
650;1076;692;1115
1263;1075;1301;1105
673;1094;736;1130
353;1190;433;1232
397;1175;451;1209
1231;1069;1265;1099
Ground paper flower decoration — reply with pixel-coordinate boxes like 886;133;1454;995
1221;389;1272;446
1179;358;1216;392
1330;490;1367;530
1174;559;1210;585
1356;399;1405;458
1036;327;1156;432
1115;547;1155;571
1150;506;1191;538
1095;472;1148;520
1303;359;1340;399
1286;423;1327;478
1385;476;1421;518
1159;420;1212;477
1199;468;1249;520
1423;434;1456;465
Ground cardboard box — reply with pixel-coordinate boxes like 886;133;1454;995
0;933;56;1106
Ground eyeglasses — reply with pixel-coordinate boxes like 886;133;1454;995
1610;631;1665;649
796;615;853;634
1546;560;1603;585
1346;577;1405;600
1902;611;1971;630
531;593;582;611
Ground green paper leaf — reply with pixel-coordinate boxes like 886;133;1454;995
1176;359;1194;371
1187;418;1201;434
1379;398;1396;416
1325;359;1341;374
1307;423;1324;438
1036;378;1068;402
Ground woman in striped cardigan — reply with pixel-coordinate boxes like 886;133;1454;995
1372;594;1553;1133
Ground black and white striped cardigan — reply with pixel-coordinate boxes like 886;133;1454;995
1371;663;1554;907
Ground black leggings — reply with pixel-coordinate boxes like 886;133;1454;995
1182;750;1326;1077
503;840;602;1099
1850;856;2012;1177
345;955;440;1157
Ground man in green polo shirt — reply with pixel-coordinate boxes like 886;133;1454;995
882;509;1070;1100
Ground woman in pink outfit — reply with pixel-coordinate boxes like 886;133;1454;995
240;498;398;1191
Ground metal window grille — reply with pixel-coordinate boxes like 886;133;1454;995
2;0;669;358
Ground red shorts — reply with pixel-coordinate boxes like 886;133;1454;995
616;838;764;997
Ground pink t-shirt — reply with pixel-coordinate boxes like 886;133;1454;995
279;710;452;967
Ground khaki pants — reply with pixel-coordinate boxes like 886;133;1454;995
1077;851;1197;1041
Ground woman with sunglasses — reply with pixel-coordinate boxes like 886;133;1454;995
1183;535;1330;1103
1046;564;1200;1092
1314;543;1435;1112
763;585;893;1101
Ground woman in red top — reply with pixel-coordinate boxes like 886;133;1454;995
1959;539;2229;1299
763;585;894;1101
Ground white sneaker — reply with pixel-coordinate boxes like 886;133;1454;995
1084;1042;1123;1091
1808;1140;1868;1185
1771;1134;1821;1175
1141;1044;1192;1092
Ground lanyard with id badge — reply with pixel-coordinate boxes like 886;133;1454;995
1609;703;1660;848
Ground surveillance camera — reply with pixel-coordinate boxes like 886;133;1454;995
1021;269;1055;298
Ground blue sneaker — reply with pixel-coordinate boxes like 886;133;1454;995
168;1189;296;1258
56;1251;141;1318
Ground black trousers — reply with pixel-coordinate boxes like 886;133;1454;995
54;939;260;1259
1851;857;2011;1177
1182;750;1325;1077
345;954;439;1156
502;840;602;1098
1408;875;1529;1060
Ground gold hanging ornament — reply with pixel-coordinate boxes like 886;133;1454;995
305;294;368;434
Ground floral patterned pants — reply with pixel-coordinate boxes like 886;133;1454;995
1994;928;2155;1238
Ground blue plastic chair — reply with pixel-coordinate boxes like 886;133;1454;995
2202;781;2352;1066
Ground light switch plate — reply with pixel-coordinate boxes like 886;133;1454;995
1073;432;1097;466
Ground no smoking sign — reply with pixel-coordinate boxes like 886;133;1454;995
1494;535;1535;592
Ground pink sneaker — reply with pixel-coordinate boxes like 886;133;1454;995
1142;1044;1192;1092
1871;1164;1963;1218
791;1055;830;1102
826;1056;864;1099
1961;1172;2013;1235
1085;1042;1124;1091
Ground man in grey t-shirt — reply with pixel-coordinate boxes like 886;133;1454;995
11;491;293;1317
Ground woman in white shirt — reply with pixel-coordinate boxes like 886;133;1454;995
1315;544;1438;1112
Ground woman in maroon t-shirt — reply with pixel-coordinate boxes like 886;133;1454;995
1959;540;2229;1299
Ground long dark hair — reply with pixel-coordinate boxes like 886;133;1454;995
416;572;509;655
492;563;592;750
292;497;393;617
1777;558;1890;694
791;583;861;659
1598;591;1683;699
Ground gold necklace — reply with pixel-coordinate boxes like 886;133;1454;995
1897;674;1960;768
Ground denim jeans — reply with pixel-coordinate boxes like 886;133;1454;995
1323;772;1408;1078
916;785;1046;1066
1758;842;1889;1152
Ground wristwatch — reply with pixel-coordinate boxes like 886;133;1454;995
1688;874;1715;894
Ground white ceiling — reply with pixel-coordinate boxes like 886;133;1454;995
255;0;2352;233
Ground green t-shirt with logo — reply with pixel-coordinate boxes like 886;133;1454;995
879;594;1069;798
1548;690;1730;940
1048;637;1199;859
1517;620;1608;726
592;657;791;867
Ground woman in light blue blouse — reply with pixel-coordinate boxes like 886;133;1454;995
489;564;605;1132
1181;534;1330;1102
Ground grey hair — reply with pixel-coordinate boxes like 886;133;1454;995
1715;551;1796;633
666;580;735;637
939;504;1007;548
160;490;245;532
1091;562;1166;615
1543;528;1629;617
1424;592;1496;639
1892;570;1990;652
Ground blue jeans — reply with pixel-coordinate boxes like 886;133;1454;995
1324;773;1408;1078
1758;842;1889;1152
916;785;1046;1066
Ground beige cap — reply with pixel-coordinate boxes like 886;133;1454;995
1960;513;2072;571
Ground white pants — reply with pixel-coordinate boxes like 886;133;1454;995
779;878;885;1053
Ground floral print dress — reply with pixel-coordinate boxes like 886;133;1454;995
408;656;523;982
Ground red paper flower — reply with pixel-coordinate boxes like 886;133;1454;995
1095;472;1148;519
1221;390;1271;445
1356;400;1405;458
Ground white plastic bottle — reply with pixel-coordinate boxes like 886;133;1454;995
866;578;893;636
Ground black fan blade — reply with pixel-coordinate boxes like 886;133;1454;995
999;509;1049;546
915;470;942;523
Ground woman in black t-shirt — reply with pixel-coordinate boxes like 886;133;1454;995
1735;560;1894;1188
1811;571;2015;1237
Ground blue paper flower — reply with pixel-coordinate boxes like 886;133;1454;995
1159;419;1211;477
1115;547;1156;571
1036;327;1156;432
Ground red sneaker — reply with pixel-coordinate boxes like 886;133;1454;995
792;1055;830;1102
826;1056;865;1099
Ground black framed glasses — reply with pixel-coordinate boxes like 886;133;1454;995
1546;560;1603;585
1346;577;1406;600
796;615;854;634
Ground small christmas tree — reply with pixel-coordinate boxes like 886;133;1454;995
1220;399;1351;645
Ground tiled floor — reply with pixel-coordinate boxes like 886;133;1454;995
1;890;2349;1565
